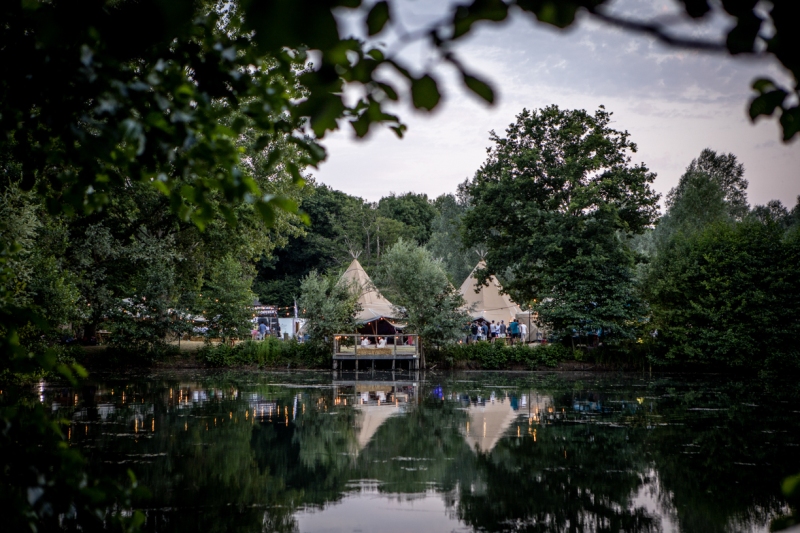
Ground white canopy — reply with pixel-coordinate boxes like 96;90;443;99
463;399;519;454
459;261;522;324
340;258;398;323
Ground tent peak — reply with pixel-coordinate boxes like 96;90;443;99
340;259;398;323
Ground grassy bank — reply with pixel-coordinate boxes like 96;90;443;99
196;338;330;368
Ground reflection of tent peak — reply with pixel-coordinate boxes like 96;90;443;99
459;261;521;324
355;404;401;449
340;258;398;323
463;400;519;454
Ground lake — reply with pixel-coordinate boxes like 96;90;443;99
42;370;800;532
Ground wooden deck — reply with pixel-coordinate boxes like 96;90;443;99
332;334;419;370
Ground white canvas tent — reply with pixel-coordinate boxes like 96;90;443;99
459;261;522;325
463;400;519;454
340;258;398;323
515;312;540;342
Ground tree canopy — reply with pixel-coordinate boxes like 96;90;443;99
463;105;659;338
377;239;469;366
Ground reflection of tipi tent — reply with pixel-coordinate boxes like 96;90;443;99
340;259;398;323
463;400;519;453
355;404;400;449
460;261;522;324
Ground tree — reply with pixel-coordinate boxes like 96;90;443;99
462;106;659;339
644;218;800;370
377;193;438;246
652;169;733;253
377;239;469;367
667;149;749;220
254;183;369;306
298;270;361;350
427;192;478;285
200;255;256;345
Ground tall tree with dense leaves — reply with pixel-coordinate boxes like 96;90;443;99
298;270;361;351
652;169;734;253
645;217;800;370
667;149;749;220
463;106;659;339
377;193;438;245
377;239;469;368
427;192;478;285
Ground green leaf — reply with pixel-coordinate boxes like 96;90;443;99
779;106;800;141
287;162;305;185
751;78;775;93
748;90;786;120
782;473;800;497
269;195;299;213
231;116;247;134
377;82;398;101
72;363;89;379
411;75;441;111
219;205;238;227
366;1;390;36
517;0;578;28
255;200;276;227
463;73;495;103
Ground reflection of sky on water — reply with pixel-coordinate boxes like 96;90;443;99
37;372;800;533
296;488;471;533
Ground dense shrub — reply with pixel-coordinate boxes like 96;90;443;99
645;219;800;370
198;339;330;368
430;341;571;369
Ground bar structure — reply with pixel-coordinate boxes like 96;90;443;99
332;334;419;371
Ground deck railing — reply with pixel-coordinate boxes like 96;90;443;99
333;334;419;358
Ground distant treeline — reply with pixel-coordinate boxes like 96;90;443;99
253;183;479;307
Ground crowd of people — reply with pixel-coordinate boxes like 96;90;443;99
466;319;529;345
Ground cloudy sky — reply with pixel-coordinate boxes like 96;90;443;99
313;0;798;210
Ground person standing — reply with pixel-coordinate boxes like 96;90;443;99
481;322;488;341
519;321;528;344
509;319;519;345
490;321;497;342
258;321;267;340
499;320;507;342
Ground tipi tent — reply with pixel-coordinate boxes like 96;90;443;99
459;261;522;324
463;399;519;454
340;258;398;324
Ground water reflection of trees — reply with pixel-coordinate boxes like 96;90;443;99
643;380;799;533
53;374;800;533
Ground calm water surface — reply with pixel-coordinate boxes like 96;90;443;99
43;371;800;533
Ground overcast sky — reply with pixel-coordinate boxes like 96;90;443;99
313;0;798;211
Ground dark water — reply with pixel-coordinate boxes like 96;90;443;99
42;370;800;533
